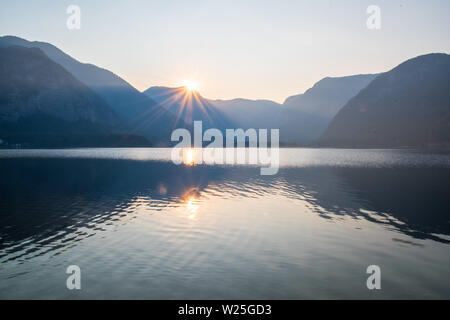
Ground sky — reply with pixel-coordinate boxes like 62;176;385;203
1;0;449;103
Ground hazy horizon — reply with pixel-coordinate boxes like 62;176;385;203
1;0;450;102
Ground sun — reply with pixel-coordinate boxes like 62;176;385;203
184;148;195;166
183;80;199;92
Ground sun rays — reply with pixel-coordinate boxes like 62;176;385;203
148;83;213;128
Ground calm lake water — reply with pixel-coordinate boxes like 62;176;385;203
1;148;449;299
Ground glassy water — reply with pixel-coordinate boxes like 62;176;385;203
0;148;449;299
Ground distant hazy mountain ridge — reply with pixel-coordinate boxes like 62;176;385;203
144;86;234;131
284;74;379;118
211;98;327;144
211;74;378;145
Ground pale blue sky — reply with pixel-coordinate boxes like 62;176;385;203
1;0;449;102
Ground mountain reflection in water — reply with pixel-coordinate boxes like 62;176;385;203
0;149;449;299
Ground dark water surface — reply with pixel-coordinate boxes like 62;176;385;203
0;148;449;299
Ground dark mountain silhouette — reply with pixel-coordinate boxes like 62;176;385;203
0;46;151;148
0;46;116;125
319;53;450;148
0;36;182;144
144;86;233;131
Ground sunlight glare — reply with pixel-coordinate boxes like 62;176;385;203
183;148;195;166
187;196;200;219
183;80;199;92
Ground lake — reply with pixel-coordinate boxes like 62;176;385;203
0;148;449;299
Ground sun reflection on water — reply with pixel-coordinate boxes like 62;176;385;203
186;196;200;219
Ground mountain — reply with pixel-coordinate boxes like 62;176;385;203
211;74;379;145
284;74;379;118
144;87;322;145
143;86;233;130
0;36;181;144
212;98;283;130
212;98;328;145
319;53;450;148
0;46;151;148
0;46;116;127
0;36;383;146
